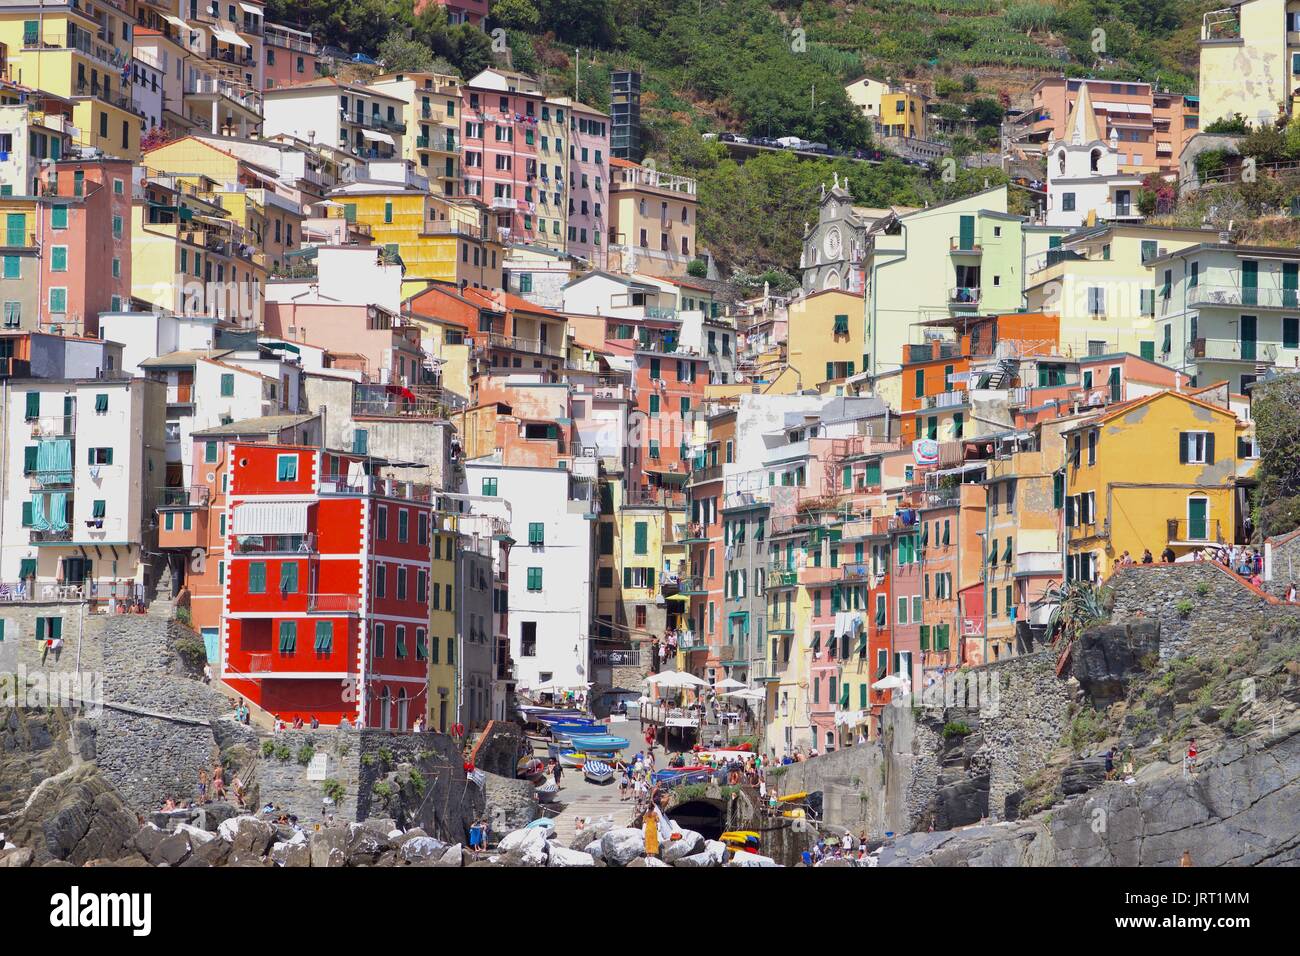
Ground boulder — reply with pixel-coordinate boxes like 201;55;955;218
642;856;670;867
546;844;597;867
345;822;389;865
309;827;348;868
435;844;464;867
0;847;33;868
399;836;449;865
727;852;780;867
180;837;229;867
175;823;216;845
149;831;193;867
226;848;270;866
674;840;726;867
218;816;275;857
660;828;704;863
599;828;645;866
568;817;614;851
270;841;311;867
931;772;990;830
498;827;548;866
131;824;167;859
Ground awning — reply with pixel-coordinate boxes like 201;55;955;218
232;501;309;535
361;130;395;145
161;14;189;29
238;2;262;14
212;26;250;48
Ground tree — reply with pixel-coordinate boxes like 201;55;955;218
1252;373;1300;537
1205;113;1251;135
967;98;1004;127
490;0;540;31
686;259;708;278
377;34;443;73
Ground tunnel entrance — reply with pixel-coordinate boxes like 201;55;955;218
666;799;726;841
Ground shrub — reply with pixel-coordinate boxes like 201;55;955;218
378;747;394;767
372;781;393;801
273;742;292;761
942;720;972;739
175;606;193;628
408;768;426;797
686;258;708;278
361;753;376;767
1232;719;1253;737
322;778;345;804
261;740;275;757
1068;708;1107;751
173;635;206;670
1175;599;1194;618
1195;583;1210;597
296;743;315;766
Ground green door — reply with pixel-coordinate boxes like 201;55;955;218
1285;262;1299;309
1241;314;1257;361
958;215;975;251
1187;498;1207;541
1242;260;1258;306
1108;366;1121;402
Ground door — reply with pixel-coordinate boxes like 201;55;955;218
1240;314;1257;361
958;215;975;251
1285;262;1298;309
1108;366;1121;402
1188;497;1208;541
396;689;409;730
1242;260;1258;306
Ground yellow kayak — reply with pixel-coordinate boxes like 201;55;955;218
720;830;761;850
776;791;808;803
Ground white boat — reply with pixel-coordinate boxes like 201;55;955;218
535;781;560;803
583;760;614;785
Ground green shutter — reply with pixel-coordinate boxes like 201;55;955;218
634;521;648;554
278;621;297;653
315;621;333;653
248;562;266;593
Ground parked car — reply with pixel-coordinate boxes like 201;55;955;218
806;143;832;155
774;135;803;148
719;132;738;142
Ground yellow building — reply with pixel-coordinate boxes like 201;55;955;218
370;72;462;198
427;519;458;732
132;170;266;326
1062;390;1242;581
1198;0;1297;129
879;87;929;139
1025;224;1217;360
0;1;143;158
143;137;301;275
331;183;502;297
771;289;865;391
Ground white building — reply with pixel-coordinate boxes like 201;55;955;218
263;244;404;315
561;270;678;320
262;79;406;163
0;377;165;598
131;57;165;132
462;459;597;691
1046;84;1145;229
98;310;222;376
0;103;73;198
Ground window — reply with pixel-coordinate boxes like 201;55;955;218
276;454;297;481
315;621;334;655
220;373;234;396
51;206;68;230
247;561;266;593
482;477;498;496
51;246;67;271
397;509;409;542
527;567;543;591
1179;431;1213;465
86;447;113;465
279;562;298;595
372;623;385;659
528;522;545;546
48;288;67;314
1061;193;1075;212
395;626;407;659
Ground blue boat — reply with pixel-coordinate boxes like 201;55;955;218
652;767;715;786
583;760;614;784
548;722;603;738
562;733;629;751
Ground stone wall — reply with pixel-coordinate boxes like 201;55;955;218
1109;563;1300;659
1266;530;1300;599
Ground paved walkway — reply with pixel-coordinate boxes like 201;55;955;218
537;720;640;845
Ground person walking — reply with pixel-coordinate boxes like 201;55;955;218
551;758;563;789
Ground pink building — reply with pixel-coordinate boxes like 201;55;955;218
461;70;542;247
808;582;839;752
34;158;133;337
553;98;609;269
262;301;426;386
263;23;319;91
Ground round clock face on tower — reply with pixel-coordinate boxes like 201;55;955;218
823;227;842;260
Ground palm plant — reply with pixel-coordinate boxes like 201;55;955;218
1040;580;1113;648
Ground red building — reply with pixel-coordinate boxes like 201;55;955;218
220;443;433;729
461;69;543;245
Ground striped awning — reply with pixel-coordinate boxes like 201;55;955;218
231;501;309;535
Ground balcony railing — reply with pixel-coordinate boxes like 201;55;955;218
1187;338;1279;364
485;332;564;357
307;593;360;613
232;533;316;554
949;236;982;253
1189;285;1300;310
1166;518;1224;544
158;486;211;509
949;287;981;306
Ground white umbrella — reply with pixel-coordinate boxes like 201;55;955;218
725;688;766;700
645;671;708;688
713;677;747;690
872;675;905;691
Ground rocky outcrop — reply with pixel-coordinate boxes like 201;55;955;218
1072;620;1161;705
470;721;526;777
1;763;140;866
879;715;1300;866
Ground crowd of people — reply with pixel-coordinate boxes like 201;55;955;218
159;761;245;814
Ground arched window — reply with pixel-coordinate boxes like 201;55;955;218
1090;149;1102;172
379;687;391;730
824;269;840;290
1058;150;1066;176
396;688;409;730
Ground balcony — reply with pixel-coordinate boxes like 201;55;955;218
166;384;195;406
1189;285;1300;310
485;332;564;358
490;197;517;211
949;287;981;308
306;593;361;614
31;528;74;544
1166;518;1224;546
672;575;707;595
158;486;210;509
1201;8;1241;41
949;236;982;254
1014;551;1062;576
1187;338;1279;364
768;569;799;589
924;390;968;410
416;135;460;153
689;463;723;484
232;533;317;555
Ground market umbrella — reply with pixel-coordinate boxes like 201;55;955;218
725;688;766;700
713;677;747;690
872;675;906;691
645;671;709;688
